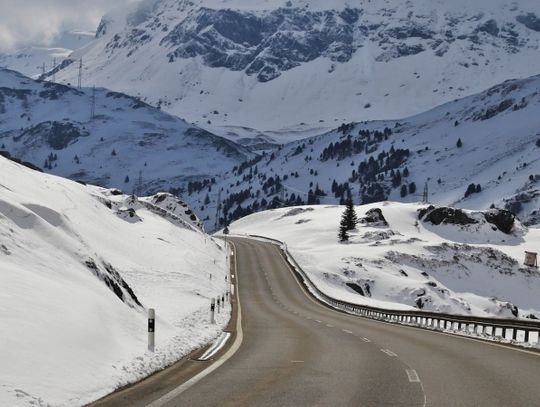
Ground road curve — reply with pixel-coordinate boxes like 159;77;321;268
92;237;540;407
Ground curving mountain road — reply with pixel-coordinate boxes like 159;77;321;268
91;237;540;407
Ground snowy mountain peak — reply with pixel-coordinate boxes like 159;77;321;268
52;0;540;132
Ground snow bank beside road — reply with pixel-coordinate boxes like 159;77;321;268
230;202;540;319
0;157;230;407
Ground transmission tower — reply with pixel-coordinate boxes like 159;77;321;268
422;181;429;203
52;58;56;82
214;189;222;231
77;58;83;89
136;170;143;196
279;186;286;207
90;86;96;119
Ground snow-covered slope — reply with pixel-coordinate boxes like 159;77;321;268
52;0;540;134
0;156;231;406
0;68;252;197
230;202;540;319
0;31;95;79
187;74;540;229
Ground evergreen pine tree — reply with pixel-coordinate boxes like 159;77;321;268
456;138;463;148
400;185;408;197
343;200;358;230
338;220;349;242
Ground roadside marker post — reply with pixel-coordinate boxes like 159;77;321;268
210;299;216;324
148;308;155;352
217;297;221;314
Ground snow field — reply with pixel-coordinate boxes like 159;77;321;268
230;202;540;319
0;157;231;406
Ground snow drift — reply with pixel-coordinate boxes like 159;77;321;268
0;156;230;406
230;202;540;320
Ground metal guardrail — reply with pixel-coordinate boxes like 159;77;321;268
248;234;540;348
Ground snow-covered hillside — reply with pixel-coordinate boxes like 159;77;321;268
0;156;231;406
0;68;252;199
188;74;540;228
230;202;540;319
0;31;95;79
52;0;540;135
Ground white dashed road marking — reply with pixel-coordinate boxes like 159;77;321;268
381;349;398;357
406;369;421;383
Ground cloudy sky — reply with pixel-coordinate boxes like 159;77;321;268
0;0;138;51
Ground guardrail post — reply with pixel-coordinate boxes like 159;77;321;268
148;308;155;352
504;327;513;341
494;327;503;338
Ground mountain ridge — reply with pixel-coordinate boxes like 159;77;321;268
51;0;540;134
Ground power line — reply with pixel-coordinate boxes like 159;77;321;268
214;189;222;231
422;181;429;203
52;58;56;82
90;85;96;119
136;170;143;196
77;58;83;89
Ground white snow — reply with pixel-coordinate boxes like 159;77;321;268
0;157;231;407
229;202;540;319
0;31;95;79
52;0;540;135
0;67;252;197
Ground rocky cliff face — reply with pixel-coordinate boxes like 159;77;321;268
50;0;540;132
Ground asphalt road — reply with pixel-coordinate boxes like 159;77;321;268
91;237;540;407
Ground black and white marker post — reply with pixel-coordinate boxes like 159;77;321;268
210;299;216;324
148;308;155;352
217;297;221;314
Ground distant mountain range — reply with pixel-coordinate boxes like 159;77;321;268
0;68;252;198
0;30;95;78
185;73;540;228
48;0;540;136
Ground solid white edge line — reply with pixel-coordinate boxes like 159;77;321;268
198;332;231;361
146;241;244;407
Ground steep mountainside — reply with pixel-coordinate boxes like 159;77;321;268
0;68;252;195
0;156;230;406
188;74;540;229
52;0;540;135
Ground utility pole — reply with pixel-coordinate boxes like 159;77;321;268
136;170;143;196
77;58;83;89
52;58;56;82
90;85;96;119
423;181;429;203
215;189;222;231
280;186;285;207
41;63;46;77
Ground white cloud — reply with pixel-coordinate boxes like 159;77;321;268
0;0;138;51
